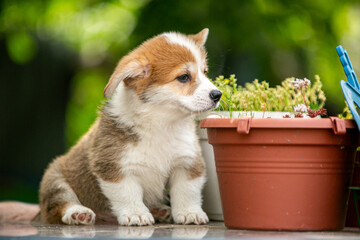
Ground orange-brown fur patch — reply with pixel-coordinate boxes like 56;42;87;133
115;36;207;97
169;79;200;96
39;186;68;224
186;80;200;96
187;154;206;180
185;141;206;180
187;28;209;46
166;62;202;96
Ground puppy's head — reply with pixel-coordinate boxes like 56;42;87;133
104;28;221;113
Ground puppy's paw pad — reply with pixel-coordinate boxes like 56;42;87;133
118;212;154;226
151;205;172;223
173;210;209;225
62;205;95;225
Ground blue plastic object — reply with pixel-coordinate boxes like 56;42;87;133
340;81;360;131
337;45;360;131
336;45;360;90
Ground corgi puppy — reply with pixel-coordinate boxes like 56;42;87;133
39;28;222;226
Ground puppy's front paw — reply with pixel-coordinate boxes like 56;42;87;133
173;209;209;225
118;211;155;226
62;204;96;225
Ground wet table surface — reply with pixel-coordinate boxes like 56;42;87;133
0;221;359;240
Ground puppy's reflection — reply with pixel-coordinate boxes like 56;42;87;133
61;225;96;238
0;223;38;237
171;226;209;239
112;226;155;239
1;222;206;239
60;224;155;239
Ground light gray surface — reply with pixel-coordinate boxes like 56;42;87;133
0;221;359;240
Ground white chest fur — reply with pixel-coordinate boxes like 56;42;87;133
121;118;197;174
121;119;197;206
104;84;200;206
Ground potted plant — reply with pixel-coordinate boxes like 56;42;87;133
200;75;359;230
198;75;326;221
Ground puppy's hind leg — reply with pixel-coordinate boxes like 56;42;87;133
61;204;96;225
39;162;95;225
150;204;172;223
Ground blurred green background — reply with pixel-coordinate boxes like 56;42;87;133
1;0;360;203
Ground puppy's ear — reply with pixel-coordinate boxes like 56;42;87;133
188;28;209;46
104;56;150;98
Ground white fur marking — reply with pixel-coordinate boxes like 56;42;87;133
163;33;203;65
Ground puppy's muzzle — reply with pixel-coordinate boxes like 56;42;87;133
209;90;222;103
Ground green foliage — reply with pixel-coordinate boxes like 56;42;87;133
338;101;352;119
0;178;38;203
66;69;106;147
1;0;150;146
1;0;149;65
212;75;326;114
5;32;37;64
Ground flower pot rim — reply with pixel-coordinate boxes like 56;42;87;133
200;117;357;135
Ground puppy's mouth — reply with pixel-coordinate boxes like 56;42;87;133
179;101;219;114
199;103;219;112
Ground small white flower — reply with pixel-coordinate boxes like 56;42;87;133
291;78;303;89
293;104;308;113
291;78;311;90
304;78;311;86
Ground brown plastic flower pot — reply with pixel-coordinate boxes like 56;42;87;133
200;117;359;231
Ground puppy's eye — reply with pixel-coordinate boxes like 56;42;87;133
204;68;208;74
177;73;191;83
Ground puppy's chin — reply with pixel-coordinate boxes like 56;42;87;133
179;102;219;114
197;104;219;113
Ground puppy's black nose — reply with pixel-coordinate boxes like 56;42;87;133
209;90;222;103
